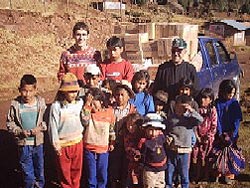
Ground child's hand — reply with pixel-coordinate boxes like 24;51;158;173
183;103;194;112
22;130;31;138
108;144;114;151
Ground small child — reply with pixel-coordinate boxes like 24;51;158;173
109;83;137;188
100;36;134;83
153;90;168;120
165;95;203;188
214;79;243;184
101;78;117;106
82;87;116;188
122;113;144;187
130;70;155;116
191;88;217;183
49;73;84;188
139;113;167;188
78;63;102;98
6;74;47;188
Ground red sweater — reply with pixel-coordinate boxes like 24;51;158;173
58;45;97;82
100;59;134;82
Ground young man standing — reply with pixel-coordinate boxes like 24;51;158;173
58;21;101;86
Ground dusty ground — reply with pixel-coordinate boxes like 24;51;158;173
0;1;250;187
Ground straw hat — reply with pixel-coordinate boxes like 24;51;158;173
59;73;80;91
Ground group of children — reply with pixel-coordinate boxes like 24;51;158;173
6;21;245;188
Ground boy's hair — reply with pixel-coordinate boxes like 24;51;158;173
131;70;150;92
175;94;193;104
86;88;108;107
179;78;193;90
19;74;37;88
102;78;117;91
73;21;89;35
106;36;123;48
218;79;236;99
122;113;144;135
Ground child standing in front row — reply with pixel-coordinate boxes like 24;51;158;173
214;79;243;184
123;113;144;187
191;88;217;183
82;88;116;188
165;95;203;188
130;70;155;116
6;74;47;188
49;73;84;188
139;113;167;188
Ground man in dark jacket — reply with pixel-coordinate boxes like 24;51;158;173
152;38;199;101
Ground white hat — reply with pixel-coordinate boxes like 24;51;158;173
142;113;166;130
85;64;101;75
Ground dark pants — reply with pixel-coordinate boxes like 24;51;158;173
19;144;45;188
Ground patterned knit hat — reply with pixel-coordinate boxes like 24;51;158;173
172;38;187;49
142;113;166;130
59;73;80;91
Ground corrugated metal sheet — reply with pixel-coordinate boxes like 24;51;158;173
220;20;250;31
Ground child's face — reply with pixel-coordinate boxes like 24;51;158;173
146;127;159;138
84;74;100;87
108;46;123;61
114;88;130;106
155;100;164;112
126;123;136;134
64;90;78;103
91;99;102;112
201;96;212;107
179;87;191;96
225;88;235;100
175;103;189;116
19;84;37;104
74;29;88;48
134;79;147;93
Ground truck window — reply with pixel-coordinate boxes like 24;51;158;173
205;41;218;66
215;41;230;63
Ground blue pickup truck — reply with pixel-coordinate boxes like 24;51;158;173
196;36;242;99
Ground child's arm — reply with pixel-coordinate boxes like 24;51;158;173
48;103;61;155
57;52;67;81
6;105;23;136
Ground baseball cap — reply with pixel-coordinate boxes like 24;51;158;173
172;38;187;49
85;64;101;76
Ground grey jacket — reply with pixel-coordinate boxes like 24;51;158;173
6;95;47;146
166;110;203;148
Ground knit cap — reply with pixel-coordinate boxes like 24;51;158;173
142;113;166;130
154;90;168;104
59;73;80;91
172;38;187;49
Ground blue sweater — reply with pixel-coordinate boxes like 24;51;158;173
130;92;155;116
215;98;242;142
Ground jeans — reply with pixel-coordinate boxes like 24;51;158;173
165;150;189;188
84;149;109;188
19;144;45;188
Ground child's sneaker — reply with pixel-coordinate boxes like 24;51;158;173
225;177;233;185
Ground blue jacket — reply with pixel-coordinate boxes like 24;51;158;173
215;97;242;142
130;92;155;116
